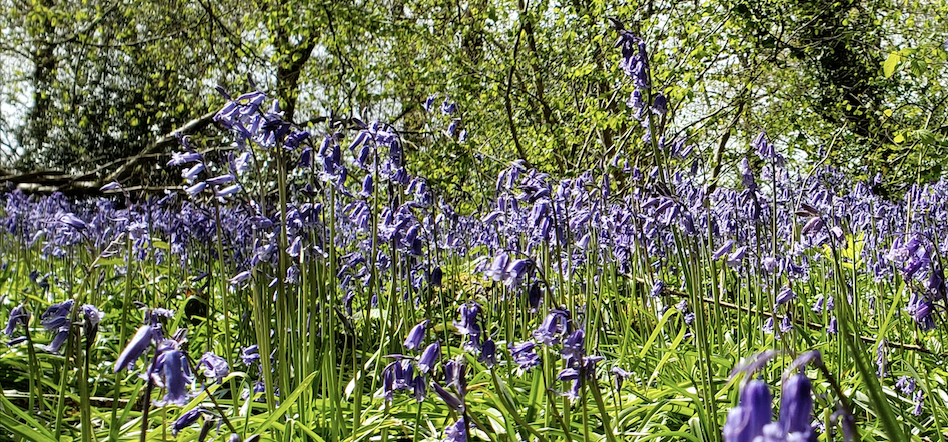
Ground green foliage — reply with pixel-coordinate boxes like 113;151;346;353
2;0;948;196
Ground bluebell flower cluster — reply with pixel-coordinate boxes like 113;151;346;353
4;45;948;440
723;375;817;442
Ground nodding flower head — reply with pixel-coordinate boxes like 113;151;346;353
40;299;74;333
417;341;441;374
80;304;104;345
4;304;30;337
60;213;87;231
453;302;482;351
170;408;205;436
533;309;569;346
444;356;467;395
611;366;633;390
528;283;543;312
561;329;585;366
443;417;468;442
114;325;156;372
154;347;193;406
432;381;464;412
478;339;498;368
778;374;815;439
723;380;772;442
403;319;430;351
198;352;230;383
241;345;261;366
424;94;438;113
509;341;541;373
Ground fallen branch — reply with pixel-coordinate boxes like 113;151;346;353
0;110;217;195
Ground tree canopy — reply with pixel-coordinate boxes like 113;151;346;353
1;0;947;198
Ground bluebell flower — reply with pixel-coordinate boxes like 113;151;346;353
283;130;310;150
154;348;192;406
484;253;510;282
895;376;916;396
676;299;688;312
215;184;242;198
778;316;793;334
557;367;579;382
432;381;464;412
115;325;156;372
359;174;373;198
800;217;824;237
447;119;460;137
60;213;87;231
424;94;438;113
411;375;426;402
206;174;235;186
4;304;30;337
905;293;936;331
43;329;69;353
241;345;261;366
430;266;443;288
41;299;74;332
611;366;633;390
381;364;395;403
440;98;457;115
723;380;772;442
651;93;668;115
234;151;253;174
444;356;466;395
778;375;814;437
404;319;430;351
478;339;498;368
185;182;207;197
509;341;540;373
582;356;604;377
181;163;204;182
170;408;205;436
229;271;251;286
713;240;735;260
443;418;467;442
6;336;27;346
453;302;482;351
740;158;757;192
913;391;924;416
727;247;747;267
561;329;585;366
684;312;696;325
533;309;568;346
167;151;203;166
198;352;230;383
80;304;103;344
528;283;543;313
626;89;645;117
100;181;123;192
649;280;665;298
503;259;532;288
381;359;416;401
753;131;783;164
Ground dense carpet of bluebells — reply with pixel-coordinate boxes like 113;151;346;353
1;29;947;442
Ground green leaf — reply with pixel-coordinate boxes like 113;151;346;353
249;372;317;433
883;52;901;78
0;395;58;442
